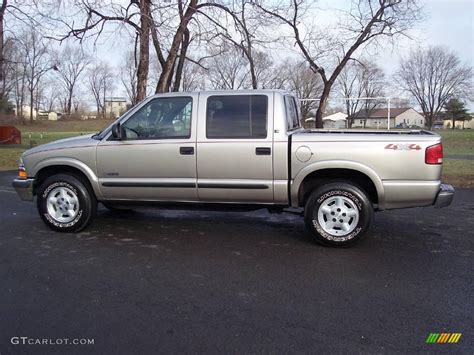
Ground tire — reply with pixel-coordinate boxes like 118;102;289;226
37;174;97;233
304;182;373;247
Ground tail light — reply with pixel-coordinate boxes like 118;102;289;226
425;143;443;164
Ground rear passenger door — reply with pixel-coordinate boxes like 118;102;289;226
196;93;274;203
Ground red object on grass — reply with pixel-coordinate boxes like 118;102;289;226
0;126;21;145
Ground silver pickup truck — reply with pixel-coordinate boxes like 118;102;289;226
12;90;454;246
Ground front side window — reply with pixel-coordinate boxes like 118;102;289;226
206;95;267;139
122;96;192;139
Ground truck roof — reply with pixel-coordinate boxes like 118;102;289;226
148;89;292;98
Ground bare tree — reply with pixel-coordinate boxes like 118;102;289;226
208;45;249;90
396;46;472;129
53;45;90;116
360;62;385;128
120;50;139;105
255;0;421;128
1;1;43;106
199;0;271;89
279;60;323;122
337;62;365;127
0;0;7;101
338;60;385;128
181;60;206;91
52;0;150;101
53;0;271;97
252;51;277;89
0;36;16;111
41;79;59;113
11;42;27;120
20;28;53;122
88;61;114;119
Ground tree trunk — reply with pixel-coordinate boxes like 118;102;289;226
0;0;7;100
172;28;190;92
345;101;353;128
67;89;73;116
29;89;34;123
156;0;197;93
248;54;257;89
136;0;151;102
452;117;455;130
314;84;332;128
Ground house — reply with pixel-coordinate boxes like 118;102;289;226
13;105;60;121
105;97;128;119
442;116;474;129
14;105;37;120
305;111;348;129
350;107;425;129
322;112;347;129
37;111;59;121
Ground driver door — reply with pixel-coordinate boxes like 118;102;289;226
96;94;198;202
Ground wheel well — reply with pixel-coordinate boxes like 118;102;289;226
298;168;378;207
33;165;94;196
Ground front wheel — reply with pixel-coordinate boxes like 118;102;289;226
37;174;97;232
304;182;373;247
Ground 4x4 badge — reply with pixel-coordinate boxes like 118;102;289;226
385;143;422;151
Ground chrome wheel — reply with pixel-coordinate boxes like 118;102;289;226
46;186;79;223
317;195;359;236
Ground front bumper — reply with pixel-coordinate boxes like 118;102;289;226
434;183;454;208
12;178;35;201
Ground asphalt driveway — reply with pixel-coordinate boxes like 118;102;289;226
0;171;472;354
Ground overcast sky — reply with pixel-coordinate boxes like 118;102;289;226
377;0;474;70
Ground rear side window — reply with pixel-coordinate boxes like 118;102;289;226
285;95;300;130
206;95;268;139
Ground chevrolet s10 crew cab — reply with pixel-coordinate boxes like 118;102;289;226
12;90;454;246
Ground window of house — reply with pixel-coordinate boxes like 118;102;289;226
206;95;267;139
122;96;192;140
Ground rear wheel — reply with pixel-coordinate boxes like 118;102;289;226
37;174;97;232
304;182;373;247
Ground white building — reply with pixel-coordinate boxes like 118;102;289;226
105;97;128;119
443;117;474;129
14;105;37;120
14;105;60;121
305;112;348;129
351;107;425;129
322;112;347;129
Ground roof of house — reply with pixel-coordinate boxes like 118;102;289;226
323;112;347;121
351;107;416;119
105;97;127;102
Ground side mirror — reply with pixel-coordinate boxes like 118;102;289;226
111;123;123;140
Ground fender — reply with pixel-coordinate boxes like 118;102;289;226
291;160;386;209
31;157;103;199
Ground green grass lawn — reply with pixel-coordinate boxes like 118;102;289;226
0;123;473;187
0;132;91;170
438;130;474;156
0;119;114;170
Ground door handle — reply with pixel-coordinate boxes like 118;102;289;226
180;146;194;155
255;147;271;155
